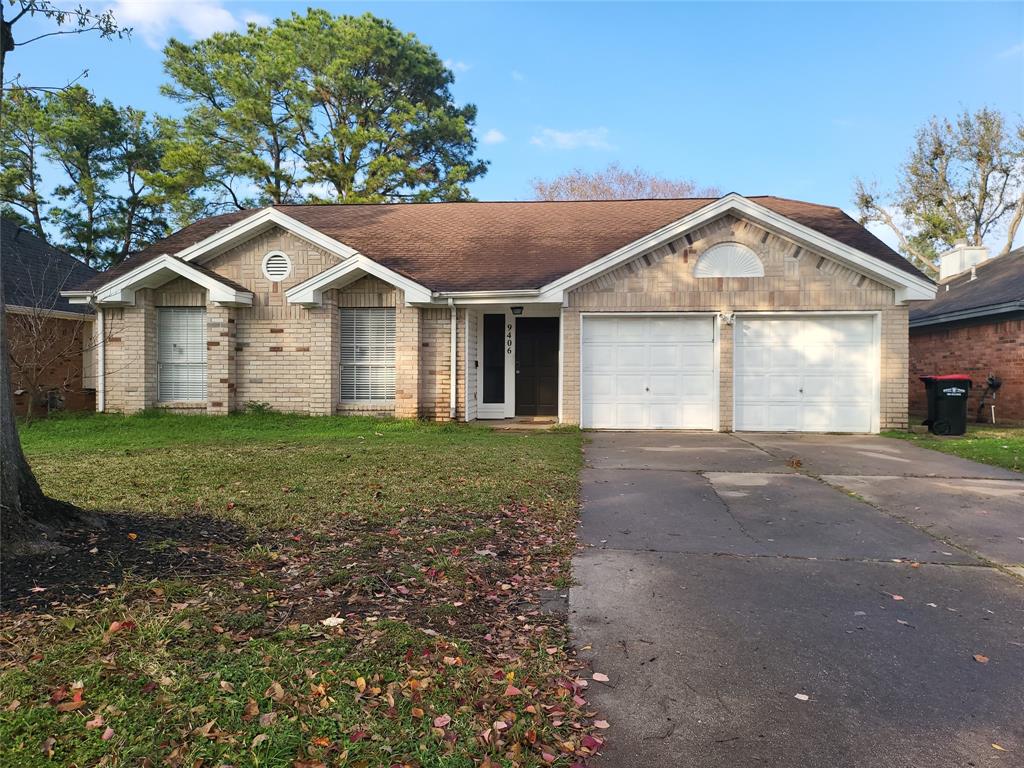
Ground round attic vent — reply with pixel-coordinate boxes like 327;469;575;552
261;251;292;282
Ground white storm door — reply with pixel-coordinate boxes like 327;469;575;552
733;315;878;433
581;315;716;429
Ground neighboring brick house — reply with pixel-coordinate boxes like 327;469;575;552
909;243;1024;424
2;217;98;417
64;194;935;432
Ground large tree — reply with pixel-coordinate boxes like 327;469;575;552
1;85;168;268
856;108;1024;276
532;162;719;201
1;1;127;551
158;10;487;216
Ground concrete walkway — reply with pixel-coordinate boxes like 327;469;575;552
571;432;1024;767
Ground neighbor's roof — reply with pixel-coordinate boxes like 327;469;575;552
1;217;97;315
81;196;926;293
909;247;1024;327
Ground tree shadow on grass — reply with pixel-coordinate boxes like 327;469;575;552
1;511;249;612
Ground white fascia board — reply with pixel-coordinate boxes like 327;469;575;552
286;253;432;306
90;254;253;307
537;194;937;303
61;290;95;305
178;207;361;264
438;289;554;306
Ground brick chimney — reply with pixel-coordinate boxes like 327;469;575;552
938;239;990;281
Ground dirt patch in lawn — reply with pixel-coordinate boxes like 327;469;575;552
0;512;247;611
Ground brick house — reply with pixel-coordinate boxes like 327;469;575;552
909;243;1024;424
3;217;98;417
64;194;934;432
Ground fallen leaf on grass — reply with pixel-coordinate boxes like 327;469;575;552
433;714;451;728
101;727;114;741
264;681;285;701
320;617;345;628
242;699;259;722
85;714;105;730
251;733;269;749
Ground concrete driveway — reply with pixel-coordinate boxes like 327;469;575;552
571;432;1024;767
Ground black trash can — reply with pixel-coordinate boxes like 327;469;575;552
920;375;972;435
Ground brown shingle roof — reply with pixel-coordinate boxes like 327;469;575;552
81;196;926;293
909;247;1024;326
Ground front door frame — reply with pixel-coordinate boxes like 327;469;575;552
474;305;562;419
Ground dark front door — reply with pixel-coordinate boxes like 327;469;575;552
515;317;559;416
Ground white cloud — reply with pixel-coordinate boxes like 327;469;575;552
481;129;506;145
529;127;613;151
511;69;525;81
996;41;1024;58
444;59;472;74
110;1;262;49
243;13;272;28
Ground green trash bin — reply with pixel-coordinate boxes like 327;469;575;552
920;375;972;435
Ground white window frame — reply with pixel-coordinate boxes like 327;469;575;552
340;307;396;403
157;307;208;403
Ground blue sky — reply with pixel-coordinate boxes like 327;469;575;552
9;1;1024;247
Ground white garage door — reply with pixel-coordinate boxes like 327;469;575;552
581;315;716;429
734;315;878;433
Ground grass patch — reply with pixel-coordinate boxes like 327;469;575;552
2;414;602;766
883;425;1024;472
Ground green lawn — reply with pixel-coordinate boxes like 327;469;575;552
883;425;1024;472
1;413;600;767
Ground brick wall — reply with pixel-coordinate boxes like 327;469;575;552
7;310;95;417
909;316;1024;424
563;214;909;431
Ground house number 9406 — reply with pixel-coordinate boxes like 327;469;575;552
506;323;513;354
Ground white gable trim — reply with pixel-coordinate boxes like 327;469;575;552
285;253;432;307
67;254;253;307
177;207;361;264
537;194;936;303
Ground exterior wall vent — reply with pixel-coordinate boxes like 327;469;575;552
262;251;292;282
693;242;765;278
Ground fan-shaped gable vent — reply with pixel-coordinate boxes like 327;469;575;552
693;242;765;278
262;251;292;282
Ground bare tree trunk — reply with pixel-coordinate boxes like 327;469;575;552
1;5;87;552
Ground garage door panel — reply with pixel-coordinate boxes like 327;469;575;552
769;346;802;369
681;373;714;397
647;373;679;397
581;316;716;429
615;374;648;397
685;345;715;369
768;375;802;399
735;316;877;433
616;320;648;341
648;345;682;368
616;344;648;368
582;343;615;370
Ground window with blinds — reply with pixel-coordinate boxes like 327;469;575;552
340;307;396;402
158;307;207;402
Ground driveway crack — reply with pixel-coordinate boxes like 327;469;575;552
701;472;763;547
